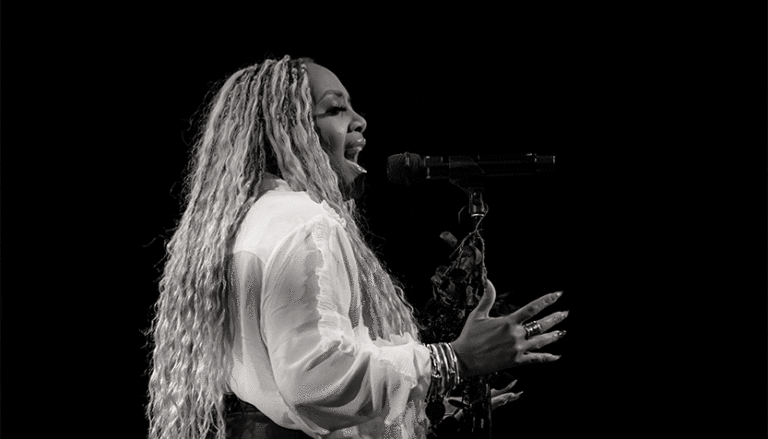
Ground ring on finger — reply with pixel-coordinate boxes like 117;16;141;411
523;321;543;339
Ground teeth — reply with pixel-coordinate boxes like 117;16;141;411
346;145;363;154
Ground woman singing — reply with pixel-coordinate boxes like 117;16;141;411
145;56;568;439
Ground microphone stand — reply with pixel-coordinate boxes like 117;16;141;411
448;157;493;439
418;153;554;438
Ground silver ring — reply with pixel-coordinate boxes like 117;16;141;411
523;321;542;339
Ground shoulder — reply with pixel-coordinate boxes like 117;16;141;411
233;189;345;255
255;189;328;221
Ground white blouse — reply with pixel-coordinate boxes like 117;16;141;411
227;177;432;438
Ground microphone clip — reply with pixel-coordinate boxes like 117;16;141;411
447;156;488;229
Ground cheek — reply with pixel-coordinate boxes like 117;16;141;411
316;120;346;157
328;130;346;157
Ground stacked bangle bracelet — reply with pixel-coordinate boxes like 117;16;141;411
426;342;462;402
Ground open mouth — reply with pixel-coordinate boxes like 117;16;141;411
345;139;367;173
345;146;364;163
345;138;365;161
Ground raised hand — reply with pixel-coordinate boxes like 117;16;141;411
443;379;522;421
450;280;568;378
490;379;522;409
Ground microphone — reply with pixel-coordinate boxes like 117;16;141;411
387;152;555;186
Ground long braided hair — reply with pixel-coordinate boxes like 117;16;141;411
145;55;422;439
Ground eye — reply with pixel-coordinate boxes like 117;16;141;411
327;105;348;115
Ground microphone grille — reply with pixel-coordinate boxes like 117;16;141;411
387;152;425;185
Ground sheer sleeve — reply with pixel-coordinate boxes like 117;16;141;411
260;214;431;435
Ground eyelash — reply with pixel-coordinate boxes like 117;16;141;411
328;105;348;115
327;106;365;119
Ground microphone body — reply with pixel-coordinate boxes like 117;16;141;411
387;152;555;186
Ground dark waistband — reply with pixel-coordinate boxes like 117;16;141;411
220;393;312;439
223;393;270;419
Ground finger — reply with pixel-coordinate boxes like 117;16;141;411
518;352;561;365
491;379;518;397
531;310;569;335
491;391;523;409
523;330;566;351
510;291;563;324
471;279;497;318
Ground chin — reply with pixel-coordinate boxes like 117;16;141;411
348;173;366;200
338;169;366;201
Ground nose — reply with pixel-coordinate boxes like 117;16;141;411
349;110;367;133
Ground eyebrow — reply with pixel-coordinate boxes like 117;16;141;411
318;89;351;105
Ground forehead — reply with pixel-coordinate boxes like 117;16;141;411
306;63;348;102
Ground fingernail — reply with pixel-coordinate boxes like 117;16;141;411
561;310;569;319
559;330;567;338
554;355;562;360
554;291;563;299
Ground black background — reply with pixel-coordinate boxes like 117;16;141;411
2;6;766;438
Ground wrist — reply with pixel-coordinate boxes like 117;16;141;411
449;341;469;379
426;342;461;402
